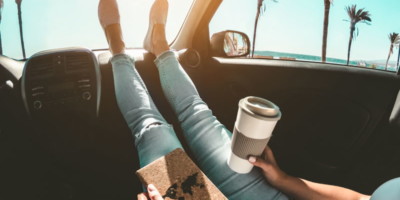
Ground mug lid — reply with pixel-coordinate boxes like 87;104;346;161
242;96;279;117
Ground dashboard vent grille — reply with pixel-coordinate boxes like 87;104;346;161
65;54;90;72
28;58;55;77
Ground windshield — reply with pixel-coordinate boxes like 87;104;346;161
0;0;193;59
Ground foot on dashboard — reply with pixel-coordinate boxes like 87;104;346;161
98;0;125;55
143;0;169;57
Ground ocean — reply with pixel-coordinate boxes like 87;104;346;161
254;50;398;72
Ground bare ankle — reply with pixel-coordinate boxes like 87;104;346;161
104;24;126;55
152;24;170;57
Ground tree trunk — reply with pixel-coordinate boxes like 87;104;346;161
385;45;392;71
346;25;355;65
322;0;330;62
252;9;260;58
17;3;26;59
0;32;2;55
397;47;400;71
0;7;2;55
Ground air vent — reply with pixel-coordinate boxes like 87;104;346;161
65;54;90;73
28;58;55;78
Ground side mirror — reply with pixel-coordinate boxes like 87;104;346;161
210;30;250;58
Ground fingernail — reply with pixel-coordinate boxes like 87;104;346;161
248;156;256;163
148;184;155;192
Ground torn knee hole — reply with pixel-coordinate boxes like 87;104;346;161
145;122;162;129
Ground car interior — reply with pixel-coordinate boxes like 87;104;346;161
1;0;400;199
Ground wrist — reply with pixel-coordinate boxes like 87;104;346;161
269;168;290;188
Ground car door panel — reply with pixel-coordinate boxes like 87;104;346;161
197;57;400;194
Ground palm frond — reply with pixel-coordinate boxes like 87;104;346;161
359;12;371;21
260;1;266;15
355;27;359;38
259;0;277;16
395;35;400;45
389;32;399;44
361;21;371;26
345;6;352;18
346;4;371;24
360;14;371;22
356;8;363;17
346;5;356;19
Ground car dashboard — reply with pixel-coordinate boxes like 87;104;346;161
0;47;152;199
21;48;101;119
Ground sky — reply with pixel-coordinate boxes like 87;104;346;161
210;0;400;62
0;0;192;59
1;0;399;63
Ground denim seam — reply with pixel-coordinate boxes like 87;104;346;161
111;53;135;64
154;50;176;68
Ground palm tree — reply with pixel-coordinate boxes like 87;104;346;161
322;0;333;62
385;32;399;70
396;35;400;71
0;0;4;55
345;5;371;65
16;0;26;59
251;0;276;58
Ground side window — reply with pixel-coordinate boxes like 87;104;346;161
209;0;400;72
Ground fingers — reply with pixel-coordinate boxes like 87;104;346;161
264;145;273;155
248;146;277;171
248;155;269;171
137;192;149;200
137;185;164;200
148;184;164;200
263;146;277;164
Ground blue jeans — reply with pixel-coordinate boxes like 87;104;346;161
111;51;288;200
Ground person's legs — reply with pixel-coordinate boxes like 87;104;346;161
98;0;182;167
145;1;287;199
110;54;182;167
155;51;287;200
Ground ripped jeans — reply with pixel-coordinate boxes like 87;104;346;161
111;51;288;200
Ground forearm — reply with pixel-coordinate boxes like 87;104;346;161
249;148;371;200
273;174;370;200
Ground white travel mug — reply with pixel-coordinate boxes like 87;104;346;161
227;96;282;174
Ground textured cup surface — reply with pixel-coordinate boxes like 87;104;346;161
228;96;281;174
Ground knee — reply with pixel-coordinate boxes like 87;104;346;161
123;108;166;135
133;118;172;139
145;122;162;129
134;121;180;149
178;96;213;121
